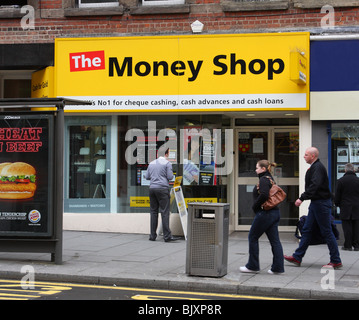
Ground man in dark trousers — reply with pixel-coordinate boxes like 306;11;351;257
335;163;359;251
146;148;179;242
284;147;342;269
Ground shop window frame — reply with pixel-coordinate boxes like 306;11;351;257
64;0;124;16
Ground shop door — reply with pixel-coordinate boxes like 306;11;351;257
236;128;299;229
64;117;111;213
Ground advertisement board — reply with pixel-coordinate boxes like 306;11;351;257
55;33;310;112
0;113;54;237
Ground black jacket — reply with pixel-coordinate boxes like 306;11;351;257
334;171;359;220
252;171;277;212
299;159;332;202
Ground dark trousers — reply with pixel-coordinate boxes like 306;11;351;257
246;208;284;273
149;188;172;240
342;219;359;249
293;199;341;263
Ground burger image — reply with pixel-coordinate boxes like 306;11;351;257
0;162;36;199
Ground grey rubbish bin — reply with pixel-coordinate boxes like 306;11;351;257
186;202;230;277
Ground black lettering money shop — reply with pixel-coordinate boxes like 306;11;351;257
213;54;285;80
108;53;285;81
109;57;203;82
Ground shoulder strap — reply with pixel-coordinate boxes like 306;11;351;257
264;176;276;185
257;176;275;190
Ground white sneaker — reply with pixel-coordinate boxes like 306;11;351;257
239;266;258;273
268;270;284;275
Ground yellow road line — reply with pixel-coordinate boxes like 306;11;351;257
0;292;40;298
0;279;294;300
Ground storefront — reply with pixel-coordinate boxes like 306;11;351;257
49;33;310;233
311;37;359;220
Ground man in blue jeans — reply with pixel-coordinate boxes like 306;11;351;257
284;147;342;269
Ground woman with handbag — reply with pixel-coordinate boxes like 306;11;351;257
239;160;285;274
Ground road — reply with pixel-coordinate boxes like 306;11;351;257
0;279;293;301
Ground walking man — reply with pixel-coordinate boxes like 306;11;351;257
334;163;359;251
284;147;342;269
146;148;179;242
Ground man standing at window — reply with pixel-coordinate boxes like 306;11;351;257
146;148;180;242
284;147;342;269
334;163;359;251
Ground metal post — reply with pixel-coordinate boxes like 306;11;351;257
53;107;64;264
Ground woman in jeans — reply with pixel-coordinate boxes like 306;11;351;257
240;160;285;274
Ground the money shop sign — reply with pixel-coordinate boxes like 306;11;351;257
55;33;309;112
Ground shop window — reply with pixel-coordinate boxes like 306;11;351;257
3;79;31;98
68;124;107;199
64;0;123;16
118;115;229;213
78;0;119;7
331;122;359;218
142;0;185;6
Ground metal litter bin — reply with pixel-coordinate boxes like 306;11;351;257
186;203;230;277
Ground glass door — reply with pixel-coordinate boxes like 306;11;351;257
64;117;111;213
273;129;300;227
236;127;299;229
237;130;269;226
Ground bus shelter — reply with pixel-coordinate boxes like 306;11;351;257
0;98;92;264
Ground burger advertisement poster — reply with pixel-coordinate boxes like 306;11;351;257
0;113;54;237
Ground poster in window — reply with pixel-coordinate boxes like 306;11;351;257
0;113;54;237
349;141;359;163
337;146;348;163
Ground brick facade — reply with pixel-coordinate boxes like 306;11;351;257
1;0;359;44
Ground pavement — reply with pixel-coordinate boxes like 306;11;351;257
0;230;358;300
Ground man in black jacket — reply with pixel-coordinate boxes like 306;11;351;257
335;163;359;251
284;147;342;269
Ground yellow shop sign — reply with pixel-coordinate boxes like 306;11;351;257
55;33;309;112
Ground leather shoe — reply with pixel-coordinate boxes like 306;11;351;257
322;262;343;269
284;255;301;266
164;236;181;242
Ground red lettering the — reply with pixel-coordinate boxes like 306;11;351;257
70;51;105;72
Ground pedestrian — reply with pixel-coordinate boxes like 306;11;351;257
146;148;180;242
240;160;285;275
284;147;342;269
334;163;359;251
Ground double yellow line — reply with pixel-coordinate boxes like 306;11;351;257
0;279;293;300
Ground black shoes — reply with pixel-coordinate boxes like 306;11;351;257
149;236;182;242
164;236;181;242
